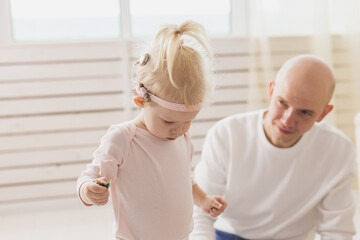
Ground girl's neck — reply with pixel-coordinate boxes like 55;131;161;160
134;114;148;130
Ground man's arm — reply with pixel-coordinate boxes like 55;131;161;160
317;150;357;239
190;126;229;240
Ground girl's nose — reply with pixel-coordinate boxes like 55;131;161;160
171;127;183;134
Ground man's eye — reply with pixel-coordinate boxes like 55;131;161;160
301;111;312;116
279;100;285;105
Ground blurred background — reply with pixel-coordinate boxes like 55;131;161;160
0;0;359;239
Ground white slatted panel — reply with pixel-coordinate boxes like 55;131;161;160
0;41;131;204
0;37;355;205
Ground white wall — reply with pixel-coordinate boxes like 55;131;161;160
0;0;12;44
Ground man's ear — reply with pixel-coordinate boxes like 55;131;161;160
269;81;275;101
316;105;334;122
133;96;145;108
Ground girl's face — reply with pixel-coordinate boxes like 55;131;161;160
138;101;199;140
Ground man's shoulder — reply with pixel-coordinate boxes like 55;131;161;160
313;121;353;147
209;109;262;137
215;109;261;127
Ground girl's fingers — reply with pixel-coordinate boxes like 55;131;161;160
93;199;108;206
210;199;223;210
89;193;109;205
214;196;227;209
215;196;227;205
89;192;109;201
89;182;109;193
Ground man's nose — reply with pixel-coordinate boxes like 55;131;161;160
281;109;296;127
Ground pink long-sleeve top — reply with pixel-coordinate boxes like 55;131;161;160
77;120;194;240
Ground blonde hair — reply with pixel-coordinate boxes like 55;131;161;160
134;20;213;106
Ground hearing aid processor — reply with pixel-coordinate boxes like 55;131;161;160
94;180;110;189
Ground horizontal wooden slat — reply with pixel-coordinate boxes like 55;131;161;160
190;121;217;137
268;37;312;53
197;104;248;120
0;111;126;135
214;55;249;72
0;130;106;152
334;81;355;95
0;181;77;203
213;87;248;103
0;61;123;82
131;36;349;57
333;66;352;79
332;36;351;51
211;38;250;55
0;94;131;117
341;126;355;142
0;146;95;169
334;96;357;111
336;112;357;126
0;77;125;99
215;72;249;87
0;41;126;63
215;52;350;72
0;163;86;186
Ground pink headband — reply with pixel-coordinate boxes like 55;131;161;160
136;84;202;112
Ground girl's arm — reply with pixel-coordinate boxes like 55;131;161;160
192;183;227;218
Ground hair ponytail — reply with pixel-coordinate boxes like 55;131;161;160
135;20;214;106
152;21;212;89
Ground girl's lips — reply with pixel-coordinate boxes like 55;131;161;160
167;138;176;140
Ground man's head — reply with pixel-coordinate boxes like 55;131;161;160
264;55;335;148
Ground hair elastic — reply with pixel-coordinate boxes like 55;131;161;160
139;53;150;66
136;84;202;112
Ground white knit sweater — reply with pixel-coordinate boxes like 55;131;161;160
191;109;356;240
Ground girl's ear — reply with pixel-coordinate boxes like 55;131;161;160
133;96;145;108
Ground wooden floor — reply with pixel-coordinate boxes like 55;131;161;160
0;198;114;240
1;192;359;240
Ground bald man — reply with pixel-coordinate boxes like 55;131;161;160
190;55;357;240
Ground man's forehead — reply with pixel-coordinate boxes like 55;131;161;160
275;89;322;113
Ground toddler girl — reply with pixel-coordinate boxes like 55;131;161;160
77;20;226;240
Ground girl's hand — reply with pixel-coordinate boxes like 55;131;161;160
80;177;110;206
201;196;227;218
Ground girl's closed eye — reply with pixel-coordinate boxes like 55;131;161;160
163;120;174;124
